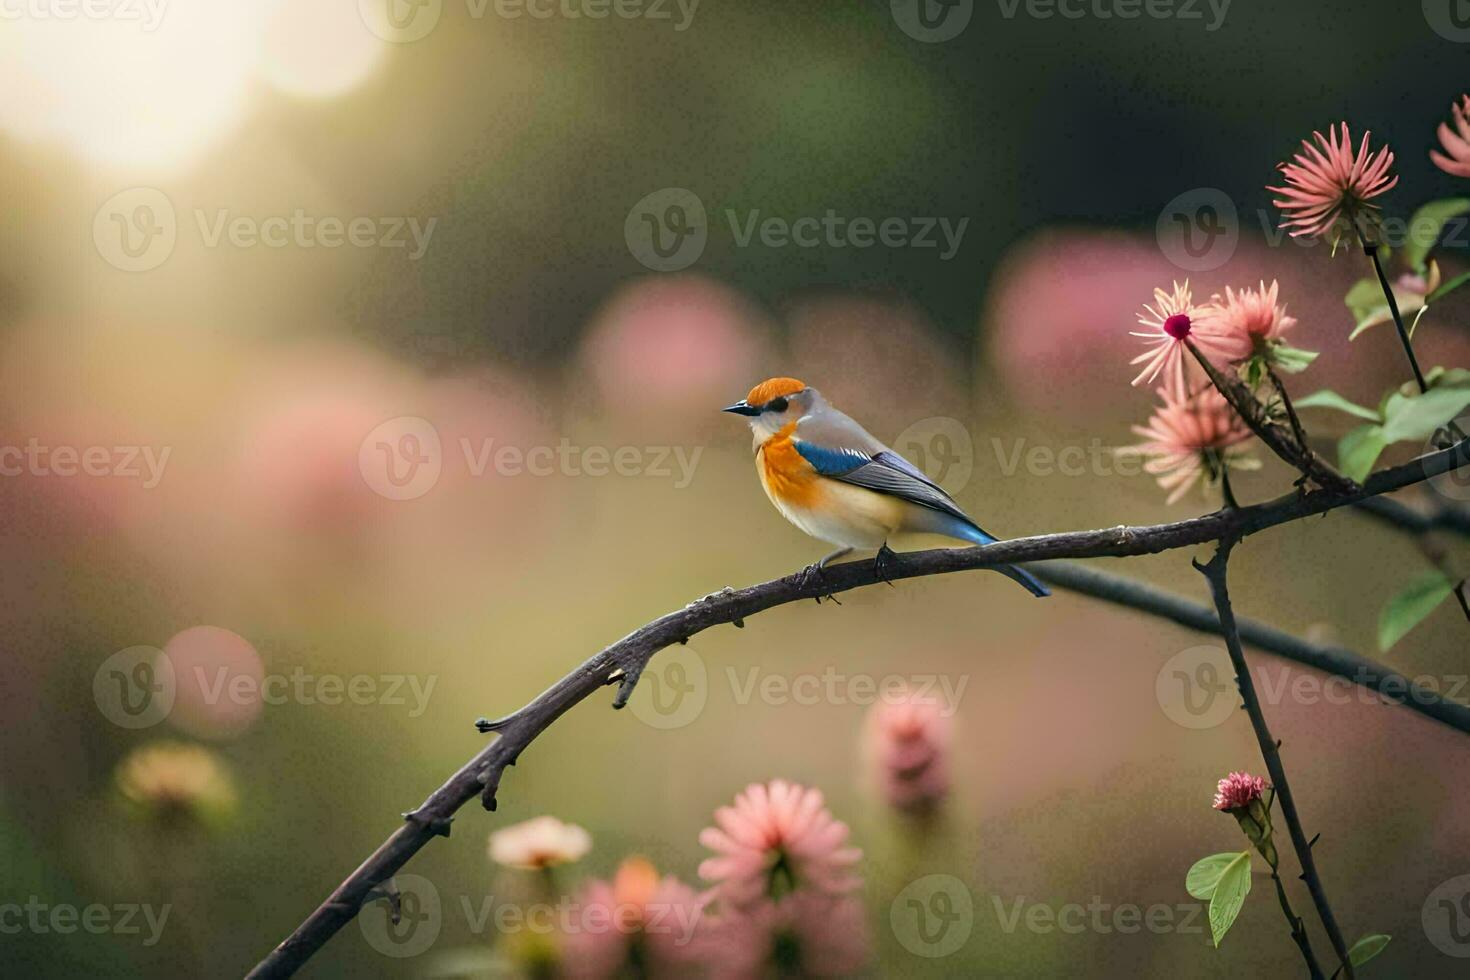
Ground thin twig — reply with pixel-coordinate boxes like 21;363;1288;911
1355;228;1429;393
1196;537;1355;979
1186;341;1357;494
244;438;1468;978
1269;860;1325;980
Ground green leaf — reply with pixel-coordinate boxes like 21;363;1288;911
1344;278;1385;325
1427;269;1470;304
1338;424;1388;482
1379;571;1454;651
1405;198;1470;272
1186;853;1244;900
1295;390;1381;422
1347;933;1392;967
1208;850;1253;948
1380;388;1470;443
1270;344;1319;374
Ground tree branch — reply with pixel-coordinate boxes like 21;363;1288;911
1196;537;1355;978
244;439;1468;978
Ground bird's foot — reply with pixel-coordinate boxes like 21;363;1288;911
798;562;842;604
873;543;899;587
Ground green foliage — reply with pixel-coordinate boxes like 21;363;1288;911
1315;371;1470;480
1295;389;1380;422
1378;570;1453;652
1405;198;1470;273
1347;933;1392;967
1344;278;1387;336
1186;851;1252;947
1270;344;1318;374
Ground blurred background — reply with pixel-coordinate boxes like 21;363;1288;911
3;1;1470;977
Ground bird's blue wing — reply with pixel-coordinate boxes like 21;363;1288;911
793;440;984;533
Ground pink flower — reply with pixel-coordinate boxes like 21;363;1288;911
705;892;869;979
1123;386;1257;504
1131;281;1250;393
560;857;710;980
1431;95;1470;178
1213;772;1266;812
1197;280;1298;349
488;816;592;870
863;687;952;815
1268;123;1397;245
698;780;862;909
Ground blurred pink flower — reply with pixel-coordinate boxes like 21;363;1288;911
1131;281;1250;392
1197;280;1298;349
488;816;592;870
707;892;869;979
1213;771;1266;812
560;856;709;980
578;275;769;434
1123;386;1256;504
863;687;952;815
1268;123;1397;245
1431;95;1470;178
164;625;263;740
698;780;861;908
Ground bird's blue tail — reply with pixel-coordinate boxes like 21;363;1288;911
948;521;1051;598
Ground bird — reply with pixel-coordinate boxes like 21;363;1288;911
723;377;1049;598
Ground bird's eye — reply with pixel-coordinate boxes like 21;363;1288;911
766;396;788;413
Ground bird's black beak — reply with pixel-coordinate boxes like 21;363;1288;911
722;400;760;417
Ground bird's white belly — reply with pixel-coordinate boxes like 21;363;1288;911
769;478;900;550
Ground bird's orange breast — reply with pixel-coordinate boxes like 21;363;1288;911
756;423;823;509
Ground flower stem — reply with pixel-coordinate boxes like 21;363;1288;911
1197;538;1356;979
1355;224;1429;393
1269;861;1326;980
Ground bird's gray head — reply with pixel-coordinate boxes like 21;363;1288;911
722;377;822;443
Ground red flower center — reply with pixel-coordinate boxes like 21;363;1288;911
1164;313;1192;339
